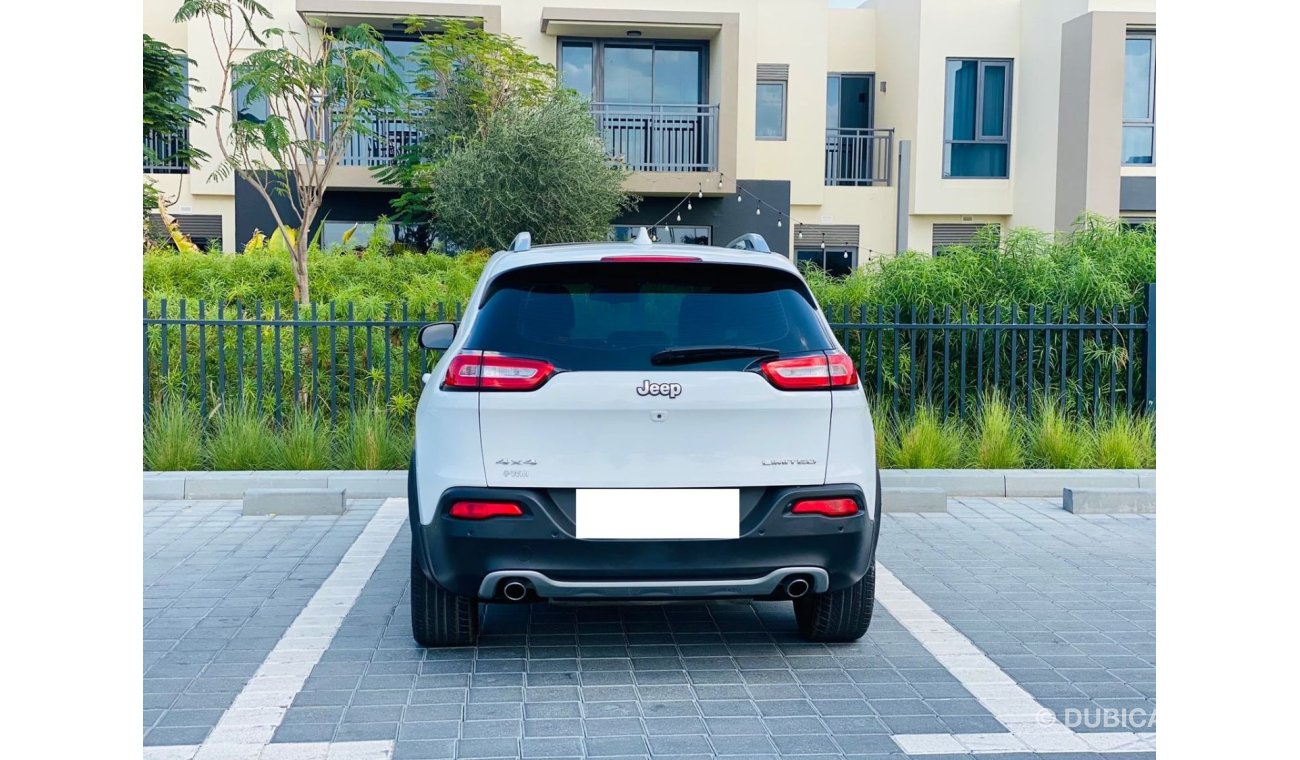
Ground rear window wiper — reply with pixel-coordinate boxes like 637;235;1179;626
650;346;781;366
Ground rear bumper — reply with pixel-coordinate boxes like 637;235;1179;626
412;484;878;599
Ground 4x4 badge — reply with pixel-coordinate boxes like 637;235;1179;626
636;380;682;398
495;459;537;466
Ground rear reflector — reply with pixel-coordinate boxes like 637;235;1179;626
443;352;556;391
449;501;524;520
760;351;859;390
600;255;702;263
791;498;860;517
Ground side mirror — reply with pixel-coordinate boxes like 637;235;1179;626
418;322;456;351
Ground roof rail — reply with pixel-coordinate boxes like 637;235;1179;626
724;233;772;253
510;231;532;252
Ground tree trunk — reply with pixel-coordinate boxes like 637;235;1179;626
292;237;311;305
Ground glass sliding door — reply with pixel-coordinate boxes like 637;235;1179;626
560;39;712;171
825;74;876;185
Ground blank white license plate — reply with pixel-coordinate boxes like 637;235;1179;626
575;489;740;540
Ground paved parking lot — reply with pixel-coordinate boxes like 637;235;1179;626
144;496;1154;760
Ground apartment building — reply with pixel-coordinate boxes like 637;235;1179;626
143;0;1156;266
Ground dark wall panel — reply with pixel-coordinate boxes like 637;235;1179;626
612;180;791;252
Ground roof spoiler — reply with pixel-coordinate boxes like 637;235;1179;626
724;233;773;253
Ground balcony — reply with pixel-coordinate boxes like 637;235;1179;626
338;109;422;168
825;127;893;187
144;130;190;174
591;103;720;173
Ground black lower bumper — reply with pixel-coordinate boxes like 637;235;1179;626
410;480;878;600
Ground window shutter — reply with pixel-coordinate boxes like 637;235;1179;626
932;223;1000;251
148;213;223;240
794;224;859;248
757;63;789;81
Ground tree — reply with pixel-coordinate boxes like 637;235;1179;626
143;34;209;169
144;34;209;243
175;0;406;303
378;20;633;248
425;94;634;250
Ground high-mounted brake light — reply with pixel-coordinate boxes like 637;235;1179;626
760;351;859;390
600;255;702;263
449;501;524;520
443;352;556;391
791;498;860;517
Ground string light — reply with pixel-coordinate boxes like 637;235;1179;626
676;212;681;222
755;207;761;216
686;200;692;211
737;195;742;202
777;219;782;227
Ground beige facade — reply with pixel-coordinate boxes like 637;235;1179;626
144;0;1155;260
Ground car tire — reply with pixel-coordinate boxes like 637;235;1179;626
410;545;480;647
793;563;876;643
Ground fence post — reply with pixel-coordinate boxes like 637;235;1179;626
1142;283;1156;414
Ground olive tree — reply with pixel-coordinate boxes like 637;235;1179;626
379;20;633;248
175;0;405;303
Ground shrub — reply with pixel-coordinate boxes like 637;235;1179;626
145;215;1152;314
894;405;964;469
338;406;409;470
209;405;280;470
144;400;203;471
1092;411;1155;469
1028;397;1090;468
971;393;1025;469
871;407;899;468
279;410;334;470
806;214;1154;312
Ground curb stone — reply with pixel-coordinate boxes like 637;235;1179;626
1062;487;1156;514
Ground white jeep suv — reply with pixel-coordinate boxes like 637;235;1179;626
408;230;880;645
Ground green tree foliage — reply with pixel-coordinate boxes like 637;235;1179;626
424;95;635;249
175;1;406;303
378;20;633;249
144;34;210;225
143;33;208;168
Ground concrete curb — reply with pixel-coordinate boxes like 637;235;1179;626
1062;487;1156;515
881;487;947;513
146;469;1155;500
243;488;346;516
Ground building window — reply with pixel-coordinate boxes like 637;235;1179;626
233;77;269;124
795;247;857;277
609;225;711;245
943;59;1012;178
755;64;788;141
756;81;786;140
559;39;707;105
1123;31;1155;165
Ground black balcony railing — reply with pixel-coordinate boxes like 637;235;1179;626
825;127;893;186
144;129;190;174
336;109;423;167
591;103;720;173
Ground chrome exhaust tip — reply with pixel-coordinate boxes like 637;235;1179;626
502;580;529;601
785;577;811;599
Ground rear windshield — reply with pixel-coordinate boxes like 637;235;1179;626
465;262;833;371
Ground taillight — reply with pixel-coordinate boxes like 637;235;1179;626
760;351;859;390
791;498;860;517
442;352;556;391
448;501;524;520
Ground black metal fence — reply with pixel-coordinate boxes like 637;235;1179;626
144;285;1153;422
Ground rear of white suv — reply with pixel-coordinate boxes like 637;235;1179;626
409;239;879;645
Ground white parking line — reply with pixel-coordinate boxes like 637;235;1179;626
874;564;1155;755
145;741;392;760
172;498;408;760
